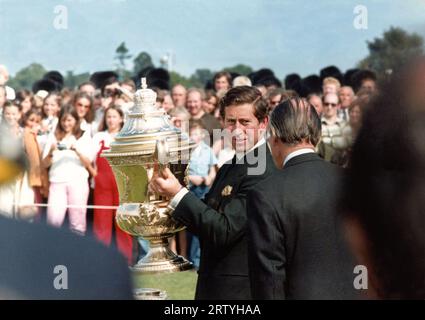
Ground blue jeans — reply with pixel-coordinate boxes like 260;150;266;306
137;237;150;261
188;234;200;270
189;185;209;199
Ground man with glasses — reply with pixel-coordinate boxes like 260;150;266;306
318;93;350;162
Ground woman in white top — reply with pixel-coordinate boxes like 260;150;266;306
38;92;61;152
0;102;24;217
42;107;95;235
73;92;97;137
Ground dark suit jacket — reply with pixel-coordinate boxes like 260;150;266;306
0;216;133;299
247;153;358;300
173;143;278;300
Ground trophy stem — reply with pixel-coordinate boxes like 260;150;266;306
132;236;193;274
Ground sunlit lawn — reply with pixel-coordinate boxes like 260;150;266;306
133;269;198;300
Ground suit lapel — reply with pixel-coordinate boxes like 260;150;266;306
204;157;235;203
215;162;233;186
204;143;271;210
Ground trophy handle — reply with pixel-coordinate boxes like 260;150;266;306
155;138;170;176
183;162;190;187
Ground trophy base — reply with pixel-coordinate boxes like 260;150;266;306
132;240;193;274
133;288;167;300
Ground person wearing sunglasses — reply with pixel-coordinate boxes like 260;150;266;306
318;93;350;163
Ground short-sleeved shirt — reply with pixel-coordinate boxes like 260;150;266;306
188;141;218;179
320;117;350;150
42;133;94;183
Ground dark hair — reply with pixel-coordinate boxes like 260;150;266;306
2;101;20;110
307;93;322;100
299;75;322;97
189;119;205;131
347;96;370;132
343;68;360;87
348;96;370;113
155;89;168;104
55;106;83;141
21;108;41;127
250;68;275;85
342;57;425;299
319;65;343;83
73;92;94;123
269;97;321;147
204;90;218;113
284;73;301;90
265;88;298;113
98;105;124;132
15;89;33;103
213;71;232;88
43;71;64;90
219;86;268;122
1;101;21;123
89;71;118;89
353;69;377;92
0;101;21;127
256;76;282;88
205;89;217;101
101;77;119;97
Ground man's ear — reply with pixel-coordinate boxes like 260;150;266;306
259;116;269;129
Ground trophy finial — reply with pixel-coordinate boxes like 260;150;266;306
141;77;147;89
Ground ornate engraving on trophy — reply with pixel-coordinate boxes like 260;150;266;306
102;78;195;276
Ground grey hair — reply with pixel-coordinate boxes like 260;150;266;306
269;97;321;146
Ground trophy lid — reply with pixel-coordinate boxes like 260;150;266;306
133;78;157;113
103;78;193;159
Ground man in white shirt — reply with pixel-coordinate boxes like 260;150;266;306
319;93;350;161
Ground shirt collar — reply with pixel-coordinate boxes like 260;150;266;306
283;148;315;167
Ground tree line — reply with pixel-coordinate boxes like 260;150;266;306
7;26;424;91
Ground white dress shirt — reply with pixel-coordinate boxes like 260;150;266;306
283;148;315;167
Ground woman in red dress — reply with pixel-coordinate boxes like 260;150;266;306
92;106;133;264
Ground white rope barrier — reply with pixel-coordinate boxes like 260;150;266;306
12;203;119;210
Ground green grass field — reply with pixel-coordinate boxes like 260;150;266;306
133;270;198;300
